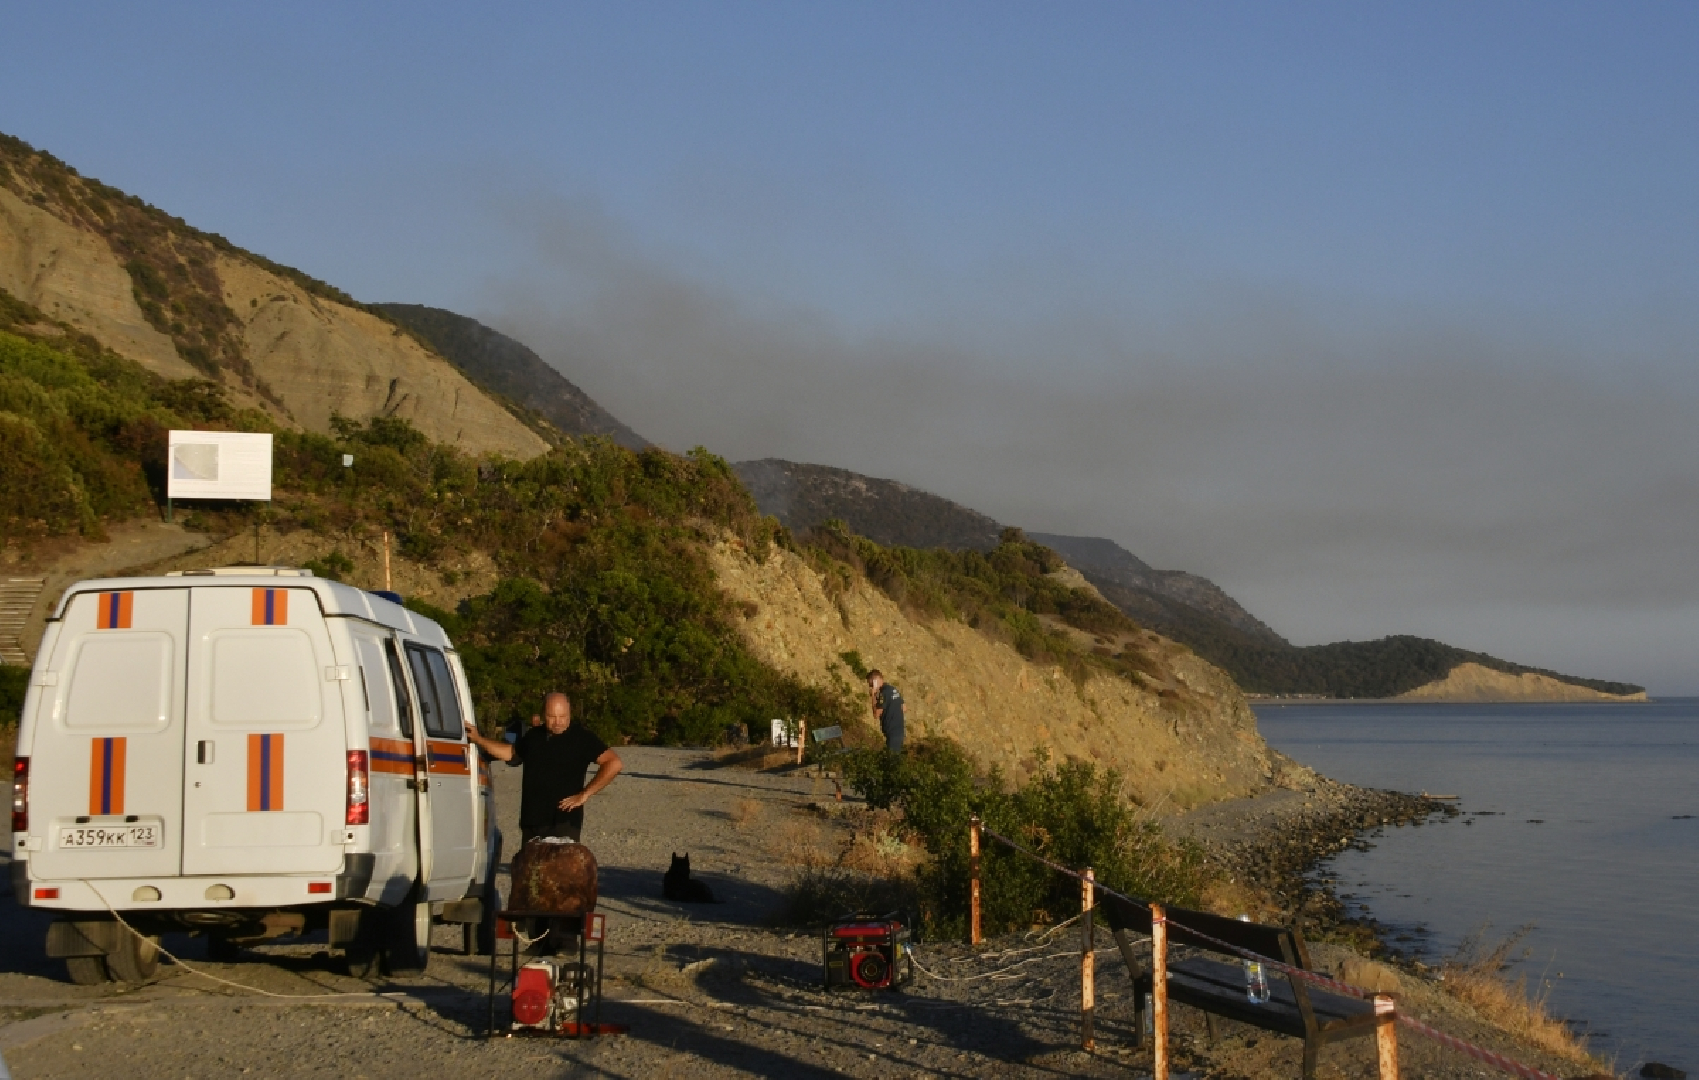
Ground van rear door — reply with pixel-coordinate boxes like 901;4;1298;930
27;587;187;883
181;586;345;876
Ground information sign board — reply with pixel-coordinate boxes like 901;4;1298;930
166;431;273;501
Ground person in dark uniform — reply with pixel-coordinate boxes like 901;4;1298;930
465;692;622;844
867;669;905;755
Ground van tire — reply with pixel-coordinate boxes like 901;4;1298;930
342;911;382;979
65;956;111;985
381;900;432;974
106;931;160;984
471;834;502;956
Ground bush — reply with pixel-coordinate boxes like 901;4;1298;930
842;739;1207;939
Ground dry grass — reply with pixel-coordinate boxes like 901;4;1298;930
767;805;923;926
1440;927;1603;1067
730;797;763;826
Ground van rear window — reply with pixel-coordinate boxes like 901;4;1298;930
65;634;172;731
210;630;320;726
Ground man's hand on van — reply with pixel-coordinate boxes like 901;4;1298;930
464;719;516;762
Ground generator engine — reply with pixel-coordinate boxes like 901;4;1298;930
823;914;913;991
511;959;563;1031
511;958;594;1031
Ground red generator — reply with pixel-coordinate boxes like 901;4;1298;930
823;914;913;991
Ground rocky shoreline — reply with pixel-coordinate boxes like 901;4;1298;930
1167;766;1456;952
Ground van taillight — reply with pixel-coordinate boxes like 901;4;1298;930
11;758;27;833
345;751;369;825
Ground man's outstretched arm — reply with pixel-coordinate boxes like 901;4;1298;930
464;721;516;762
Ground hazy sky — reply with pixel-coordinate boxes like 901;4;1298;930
6;3;1699;691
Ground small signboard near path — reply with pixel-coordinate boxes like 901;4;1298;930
167;431;273;502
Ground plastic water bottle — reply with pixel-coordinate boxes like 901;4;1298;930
1239;915;1269;1004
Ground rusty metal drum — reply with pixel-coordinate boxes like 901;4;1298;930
507;839;598;916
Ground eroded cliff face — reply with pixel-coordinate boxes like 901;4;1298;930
0;186;197;378
1396;662;1649;703
0;148;549;459
710;540;1281;809
213;255;547;457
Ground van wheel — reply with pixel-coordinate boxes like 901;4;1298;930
342;911;382;979
106;931;160;984
65;956;111;985
471;834;502;956
381;901;431;974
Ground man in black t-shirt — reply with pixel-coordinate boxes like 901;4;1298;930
465;692;622;843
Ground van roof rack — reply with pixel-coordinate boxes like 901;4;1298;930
165;567;315;578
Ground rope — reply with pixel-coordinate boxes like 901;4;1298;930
909;946;1078;983
81;881;407;1000
1395;1014;1564;1080
973;828;1573;1080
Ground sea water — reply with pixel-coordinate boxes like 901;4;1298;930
1255;700;1699;1072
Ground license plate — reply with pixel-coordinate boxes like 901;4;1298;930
58;824;160;849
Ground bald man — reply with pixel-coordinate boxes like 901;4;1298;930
466;692;622;844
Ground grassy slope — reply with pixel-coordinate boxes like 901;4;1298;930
0;290;839;743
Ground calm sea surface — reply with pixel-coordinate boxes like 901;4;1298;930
1254;700;1699;1072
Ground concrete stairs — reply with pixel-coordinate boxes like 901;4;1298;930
0;577;46;666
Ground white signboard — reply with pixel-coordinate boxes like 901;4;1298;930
167;431;273;501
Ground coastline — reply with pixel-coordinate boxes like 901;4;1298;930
1165;769;1453;952
1248;695;1651;706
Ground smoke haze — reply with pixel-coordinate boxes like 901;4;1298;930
484;194;1699;694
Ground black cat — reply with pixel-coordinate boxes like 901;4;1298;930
662;852;720;903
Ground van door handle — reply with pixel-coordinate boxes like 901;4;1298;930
407;778;429;792
197;741;214;764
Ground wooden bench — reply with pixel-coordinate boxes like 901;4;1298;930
809;725;847;799
1099;894;1381;1079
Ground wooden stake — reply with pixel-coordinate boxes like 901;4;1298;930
1151;902;1169;1080
1374;995;1398;1080
968;815;982;947
1081;867;1095;1051
797;720;806;765
382;531;392;591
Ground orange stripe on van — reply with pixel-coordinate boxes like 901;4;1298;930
246;733;285;811
426;740;472;776
369;737;416;775
87;737;126;815
95;592;133;630
250;588;288;626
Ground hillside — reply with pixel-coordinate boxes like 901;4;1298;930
733;458;1645;701
0;261;1278;792
734;458;1002;550
0;132;548;458
374;304;647;450
1028;531;1287;646
709;534;1280;807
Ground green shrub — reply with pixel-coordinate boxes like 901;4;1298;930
843;739;1206;939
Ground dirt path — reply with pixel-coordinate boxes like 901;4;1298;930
0;520;214;661
0;748;1595;1079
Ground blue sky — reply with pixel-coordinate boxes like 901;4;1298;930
7;3;1699;691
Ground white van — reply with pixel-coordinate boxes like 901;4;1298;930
9;568;501;984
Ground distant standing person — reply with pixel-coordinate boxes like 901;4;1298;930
465;692;622;844
868;670;905;755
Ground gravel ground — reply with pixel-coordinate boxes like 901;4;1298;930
0;748;1602;1079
